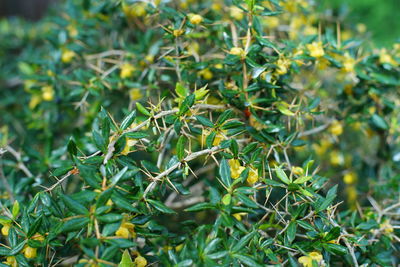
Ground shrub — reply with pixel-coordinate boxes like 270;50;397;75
0;0;399;266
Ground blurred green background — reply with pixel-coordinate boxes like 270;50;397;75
320;0;400;46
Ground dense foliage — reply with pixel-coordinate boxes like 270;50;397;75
0;0;400;266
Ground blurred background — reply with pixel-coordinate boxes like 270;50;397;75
0;0;399;46
319;0;400;46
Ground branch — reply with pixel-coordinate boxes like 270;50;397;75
143;146;221;198
103;104;224;165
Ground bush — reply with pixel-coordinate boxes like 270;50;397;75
0;0;399;266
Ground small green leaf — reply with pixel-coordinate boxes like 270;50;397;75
120;110;136;130
275;166;290;184
118;249;134;267
12;201;20;219
176;135;186;161
219;158;231;187
110;166;128;187
293;176;312;184
147;199;176;214
60;194;89;215
136;102;151;116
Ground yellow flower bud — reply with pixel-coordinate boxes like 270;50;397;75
230;6;244;20
298;251;324;267
189;14;203;25
3;256;17;267
343;172;357;185
120;63;135;79
116;226;130;239
129;88;143;101
198;68;213;80
329;120;343;136
41;86;54;101
380;220;394;234
247;168;259;184
116;222;136;238
229;47;245;59
342;52;356;73
61;49;76;63
134;255;147;267
24;246;37;259
173;29;184;37
229;159;245;179
306;41;325;58
1;224;10;236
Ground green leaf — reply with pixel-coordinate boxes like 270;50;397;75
275;166;290;184
178;94;195;116
120;110;136;130
67;138;77;156
232;231;256;252
184;203;215;212
60;194;89;215
195;115;214;127
286;221;297;244
233;254;263;267
136;102;151;116
176;135;186;161
219;158;231;187
175;82;188;97
110;166;128;187
147;199;176;214
322;243;347;255
371;114;389;130
12;201;20;219
293;176;312;184
324;227;341;241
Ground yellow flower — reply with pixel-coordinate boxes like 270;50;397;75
247;168;259;184
175;243;184;252
379;49;398;66
121;138;138;155
343;172;357;185
380;220;394;234
189;14;203;25
1;224;10;236
229;47;245;59
312;139;332;156
3;256;17;267
67;24;78;37
229;159;245;179
120;63;135;79
41;85;54;101
129;88;143;101
131;3;147;17
342;52;356;73
275;58;290;75
32;232;45;241
232;212;247;221
23;246;37;259
263;16;279;29
356;23;366;33
346;185;357;209
61;49;76;63
306;41;325;58
292;166;304;176
330;151;344;166
198;68;213;80
173;29;185;37
134;255;147;267
329;120;343;136
230;6;244;20
201;129;226;147
187;41;200;55
298;252;324;267
116;222;136;238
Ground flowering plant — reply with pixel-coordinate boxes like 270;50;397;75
0;0;399;266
